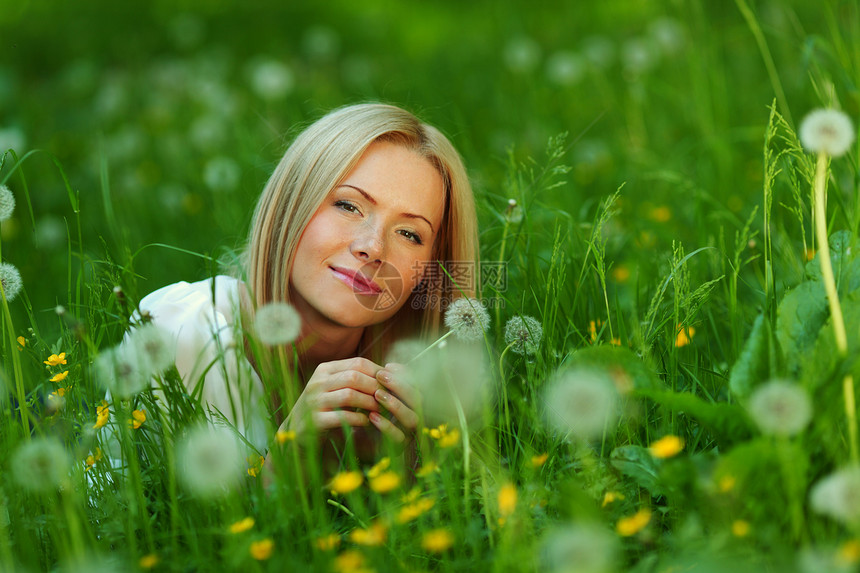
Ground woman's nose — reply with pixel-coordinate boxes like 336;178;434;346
351;222;385;262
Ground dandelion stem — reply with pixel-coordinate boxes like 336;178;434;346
812;151;858;462
409;330;454;363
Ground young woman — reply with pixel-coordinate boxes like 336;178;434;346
138;103;479;467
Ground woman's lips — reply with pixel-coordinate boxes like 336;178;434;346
330;266;382;294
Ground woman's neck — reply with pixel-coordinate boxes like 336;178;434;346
296;322;364;373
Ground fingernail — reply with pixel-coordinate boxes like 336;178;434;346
369;411;381;423
377;370;392;384
376;390;390;402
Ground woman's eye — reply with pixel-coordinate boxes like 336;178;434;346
334;200;360;214
399;230;423;245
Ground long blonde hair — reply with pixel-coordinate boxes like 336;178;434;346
246;103;478;360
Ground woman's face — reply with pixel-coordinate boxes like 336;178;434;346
289;140;445;330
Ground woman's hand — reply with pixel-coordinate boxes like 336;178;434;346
370;362;422;444
285;357;384;438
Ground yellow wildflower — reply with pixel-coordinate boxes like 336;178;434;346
421;529;454;553
50;371;69;383
334;550;366;573
601;491;625;507
438;427;460;448
415;461;439;478
675;326;695;348
531;453;548;467
805;248;816;262
85;448;103;472
649;206;672;222
329;471;363;495
838;540;860;565
731;520;750;538
93;400;109;429
229;517;255;534
247;455;264;478
498;483;517;517
139;554;159;569
368;471;400;494
396;497;435;524
349;521;387;547
366;457;390;479
616;508;651;536
649;435;684;459
129;409;146;430
400;487;421;504
43;352;67;366
315;533;341;551
718;475;736;493
249;538;274;560
16;336;25;350
275;430;296;444
611;265;631;283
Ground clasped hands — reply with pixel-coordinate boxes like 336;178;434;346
283;357;420;445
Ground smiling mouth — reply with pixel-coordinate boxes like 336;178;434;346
330;266;383;295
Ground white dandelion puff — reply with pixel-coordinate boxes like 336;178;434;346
540;523;619;573
582;36;615;69
799;109;855;157
545;51;586;86
254;302;301;346
127;323;175;375
543;368;620;440
747;379;812;437
0;262;22;302
249;59;294;100
444;298;490;342
385;338;428;365
11;437;72;493
810;466;860;526
504;315;543;355
0;184;15;222
177;425;245;498
203;156;241;193
504;36;541;73
95;346;148;399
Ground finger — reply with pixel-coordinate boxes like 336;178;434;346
377;367;422;410
318;357;384;379
368;411;406;444
313;410;369;430
375;388;419;430
323;370;380;395
315;388;380;412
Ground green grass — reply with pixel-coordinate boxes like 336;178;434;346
2;0;860;571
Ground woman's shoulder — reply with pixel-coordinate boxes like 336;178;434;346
140;275;244;327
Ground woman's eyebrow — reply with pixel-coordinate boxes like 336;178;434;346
337;184;435;232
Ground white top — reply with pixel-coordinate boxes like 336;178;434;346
140;276;269;452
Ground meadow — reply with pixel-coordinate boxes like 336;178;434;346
1;0;860;571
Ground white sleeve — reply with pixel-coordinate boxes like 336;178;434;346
140;277;269;452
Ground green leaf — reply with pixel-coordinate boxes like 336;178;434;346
729;313;774;398
775;281;827;377
610;445;662;496
636;389;753;443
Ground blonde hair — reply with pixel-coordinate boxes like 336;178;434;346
246;103;478;359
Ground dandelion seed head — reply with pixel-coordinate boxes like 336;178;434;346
177;425;245;498
747;379;812;437
546;51;586;86
799;108;855;157
810;466;860;526
254;302;301;346
542;368;620;440
444;297;490;341
95;346;148;399
0;262;22;302
582;36;615;69
203;156;241;193
622;37;658;76
128;323;175;375
539;523;619;573
12;437;71;493
648;17;685;55
503;36;541;73
504;315;543;355
249;59;294;100
408;341;492;426
0;126;26;154
0;184;15;222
